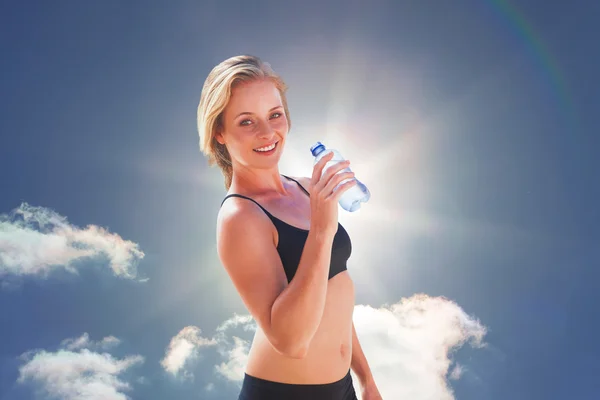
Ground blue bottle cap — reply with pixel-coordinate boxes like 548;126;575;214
310;142;326;157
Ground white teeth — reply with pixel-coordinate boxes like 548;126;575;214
254;142;277;152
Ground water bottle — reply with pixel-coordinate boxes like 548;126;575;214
310;141;370;212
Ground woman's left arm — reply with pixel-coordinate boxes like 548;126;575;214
351;322;383;399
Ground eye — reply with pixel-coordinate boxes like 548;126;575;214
271;112;282;119
240;119;252;126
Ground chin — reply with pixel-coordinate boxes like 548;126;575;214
255;154;283;169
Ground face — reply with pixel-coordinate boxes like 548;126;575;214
216;79;289;171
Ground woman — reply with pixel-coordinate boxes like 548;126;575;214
198;55;382;400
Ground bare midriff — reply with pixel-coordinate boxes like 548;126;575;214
244;271;355;384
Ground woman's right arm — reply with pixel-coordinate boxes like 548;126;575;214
217;153;356;359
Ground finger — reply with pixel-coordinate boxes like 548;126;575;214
323;171;355;195
329;179;358;202
311;151;335;186
323;159;350;182
316;159;349;191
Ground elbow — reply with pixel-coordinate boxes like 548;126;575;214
270;336;310;359
266;312;312;359
284;341;310;359
278;342;309;359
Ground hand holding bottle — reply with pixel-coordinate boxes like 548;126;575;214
310;142;370;212
309;151;357;239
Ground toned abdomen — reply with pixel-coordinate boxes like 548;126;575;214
244;271;355;384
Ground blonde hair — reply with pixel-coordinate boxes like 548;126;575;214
197;55;291;190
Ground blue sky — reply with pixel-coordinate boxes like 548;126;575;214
1;1;598;399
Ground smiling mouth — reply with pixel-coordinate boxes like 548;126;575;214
253;141;279;152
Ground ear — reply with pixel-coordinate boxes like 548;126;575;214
214;130;225;145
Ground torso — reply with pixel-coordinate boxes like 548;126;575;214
223;175;356;384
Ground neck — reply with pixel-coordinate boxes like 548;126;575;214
230;165;288;197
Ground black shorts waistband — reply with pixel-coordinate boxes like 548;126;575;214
239;369;357;400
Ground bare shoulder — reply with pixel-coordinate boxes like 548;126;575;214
216;196;287;343
216;196;278;264
217;195;269;231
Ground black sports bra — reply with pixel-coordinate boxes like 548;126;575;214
220;175;352;283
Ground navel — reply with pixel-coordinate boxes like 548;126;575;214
339;342;351;358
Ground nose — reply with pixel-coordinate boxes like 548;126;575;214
257;119;276;139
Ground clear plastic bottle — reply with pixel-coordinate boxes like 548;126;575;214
310;141;370;212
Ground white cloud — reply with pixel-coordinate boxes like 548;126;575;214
60;333;121;352
160;326;217;378
204;382;215;392
0;202;145;281
212;314;255;381
449;364;464;380
160;315;255;381
18;333;144;400
196;294;486;399
214;336;251;381
214;314;255;335
351;294;487;399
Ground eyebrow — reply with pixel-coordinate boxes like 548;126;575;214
234;106;283;120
